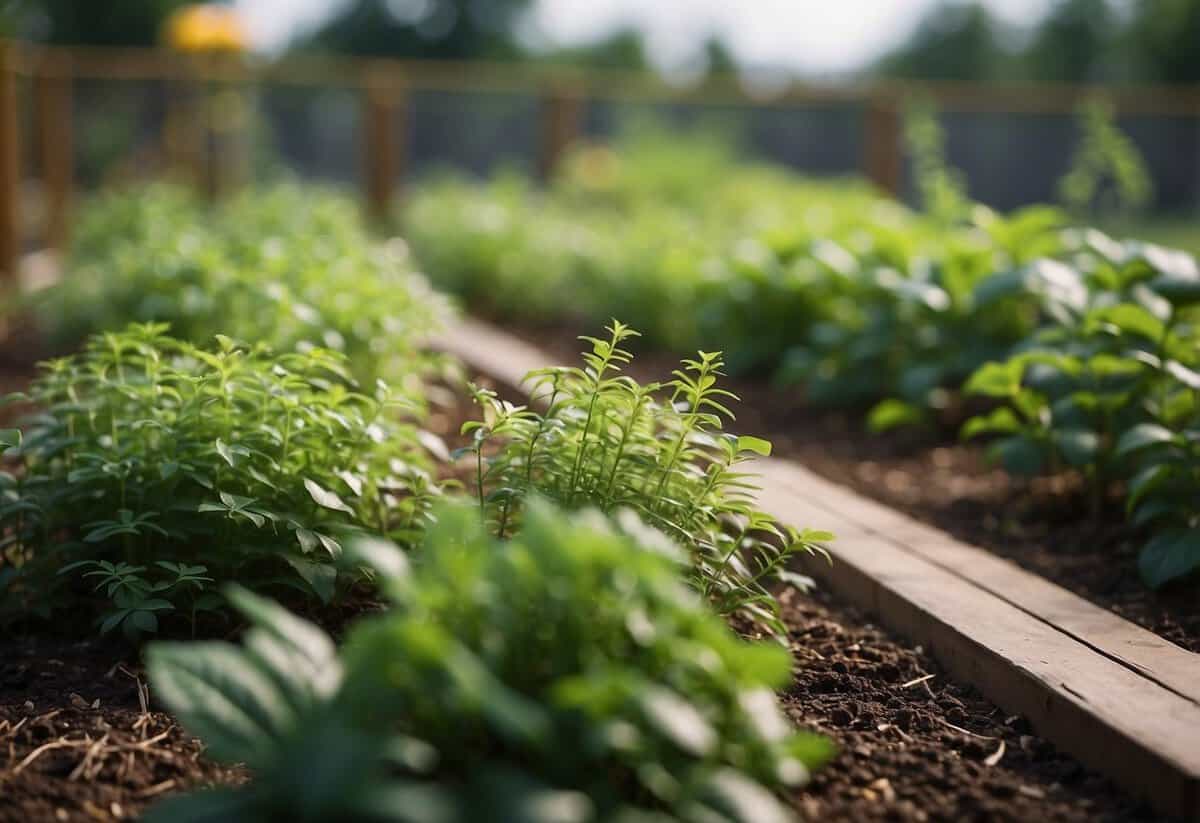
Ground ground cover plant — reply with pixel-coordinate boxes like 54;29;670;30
145;500;834;823
34;183;451;388
0;323;445;639
459;321;831;637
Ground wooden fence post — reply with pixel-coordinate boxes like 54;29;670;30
864;90;902;198
362;69;405;223
37;56;72;252
0;41;20;282
538;87;583;181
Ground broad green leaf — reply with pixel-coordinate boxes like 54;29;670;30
1052;428;1100;468
304;478;355;515
1115;423;1175;458
866;399;923;433
990;435;1046;476
1139;529;1200;589
639;686;717;757
735;435;772;457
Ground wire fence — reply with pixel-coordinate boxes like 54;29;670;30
2;39;1200;279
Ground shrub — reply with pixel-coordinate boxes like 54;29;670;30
145;501;833;823
459;321;830;637
36;183;451;388
0;323;444;638
962;237;1200;587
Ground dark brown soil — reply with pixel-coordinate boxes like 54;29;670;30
506;321;1200;653
780;587;1166;822
0;639;247;823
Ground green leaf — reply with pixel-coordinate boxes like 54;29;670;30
964;361;1023;398
1139;529;1200;589
303;479;355;515
735;435;772;457
639;687;716;757
145;641;297;766
990;435;1046;476
284;556;338;603
1115;423;1175;458
866;399;924;433
1052;428;1100;468
961;407;1021;440
0;429;21;450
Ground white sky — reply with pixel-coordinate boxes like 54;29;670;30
235;0;1056;75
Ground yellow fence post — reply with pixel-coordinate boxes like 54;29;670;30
362;68;400;223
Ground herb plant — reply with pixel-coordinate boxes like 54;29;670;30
459;322;831;637
36;183;452;387
146;501;833;823
0;323;444;638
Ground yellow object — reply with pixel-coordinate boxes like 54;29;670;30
164;4;248;53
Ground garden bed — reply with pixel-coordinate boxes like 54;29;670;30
0;586;1162;823
505;319;1200;653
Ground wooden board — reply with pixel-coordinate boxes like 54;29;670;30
434;317;1200;820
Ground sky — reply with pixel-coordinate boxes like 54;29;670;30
234;0;1056;76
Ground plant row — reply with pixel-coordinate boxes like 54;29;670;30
401;129;1200;588
2;188;835;820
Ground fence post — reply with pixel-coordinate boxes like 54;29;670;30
362;68;405;223
538;86;583;181
0;41;19;282
864;90;902;198
37;55;72;252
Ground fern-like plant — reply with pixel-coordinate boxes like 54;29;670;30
458;321;830;636
0;323;445;638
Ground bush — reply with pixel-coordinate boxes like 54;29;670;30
36;183;451;388
145;501;833;823
0;323;445;638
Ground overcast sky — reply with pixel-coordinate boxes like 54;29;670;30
234;0;1056;75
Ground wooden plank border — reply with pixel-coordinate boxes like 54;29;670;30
432;317;1200;820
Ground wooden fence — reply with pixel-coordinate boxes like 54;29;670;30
3;38;1200;282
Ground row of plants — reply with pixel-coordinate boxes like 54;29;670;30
401;128;1200;588
2;186;837;819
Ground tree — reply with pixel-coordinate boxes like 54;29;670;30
1023;0;1121;83
6;0;190;46
1125;0;1200;84
298;0;532;61
876;2;1011;82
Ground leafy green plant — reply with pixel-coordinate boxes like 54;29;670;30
35;183;452;388
459;321;830;637
0;323;445;638
1059;98;1153;218
962;238;1200;586
145;501;833;823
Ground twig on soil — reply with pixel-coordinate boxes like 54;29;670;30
984;739;1006;767
900;673;935;689
937;717;997;741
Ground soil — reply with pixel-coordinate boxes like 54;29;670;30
505;320;1200;654
0;639;247;823
779;587;1165;822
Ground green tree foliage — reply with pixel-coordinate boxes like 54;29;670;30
1125;0;1200;84
4;0;188;46
1024;0;1120;83
876;2;1011;82
299;0;532;61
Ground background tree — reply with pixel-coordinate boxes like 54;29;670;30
1023;0;1120;83
4;0;190;46
298;0;532;61
875;2;1012;82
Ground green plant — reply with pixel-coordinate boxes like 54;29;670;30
36;183;452;388
459;322;830;637
962;240;1200;586
0;323;445;638
146;501;833;822
1059;98;1153;218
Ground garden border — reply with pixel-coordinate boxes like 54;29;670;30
434;316;1200;821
